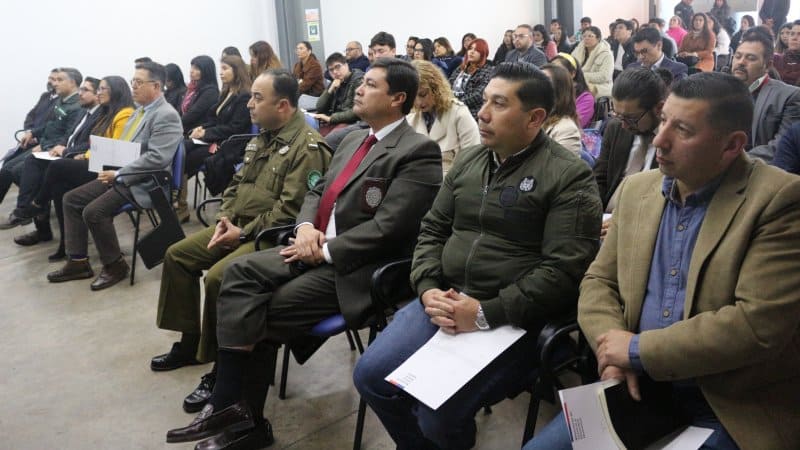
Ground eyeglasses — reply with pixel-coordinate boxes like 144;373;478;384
345;47;358;52
512;33;530;40
611;109;649;128
130;78;157;87
634;47;650;56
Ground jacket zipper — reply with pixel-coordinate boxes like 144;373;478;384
463;177;491;294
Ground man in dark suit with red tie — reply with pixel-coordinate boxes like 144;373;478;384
164;57;443;449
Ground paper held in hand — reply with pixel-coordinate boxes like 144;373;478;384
88;135;141;173
559;380;713;450
384;325;526;410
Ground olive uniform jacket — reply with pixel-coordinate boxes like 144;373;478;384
579;154;800;449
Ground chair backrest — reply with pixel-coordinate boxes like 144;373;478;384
171;141;185;191
304;112;320;131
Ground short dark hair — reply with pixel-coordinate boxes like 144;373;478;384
59;68;83;87
648;17;666;27
581;17;592;24
407;36;419;43
740;27;775;61
670;72;753;135
83;76;100;91
632;27;662;45
325;52;347;67
612;68;666;111
369;58;419;114
516;24;533;33
263;68;299;108
135;61;166;86
134;57;152;64
616;19;634;31
370;31;396;49
490;62;554;114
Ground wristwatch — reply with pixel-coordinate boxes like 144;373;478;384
474;304;490;331
238;230;248;244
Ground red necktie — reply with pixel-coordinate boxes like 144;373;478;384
314;134;378;232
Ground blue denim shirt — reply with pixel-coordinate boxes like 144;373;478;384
629;176;722;373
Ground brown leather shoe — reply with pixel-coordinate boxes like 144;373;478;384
166;401;255;443
47;259;94;283
90;258;129;291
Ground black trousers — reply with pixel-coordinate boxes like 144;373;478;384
34;158;96;248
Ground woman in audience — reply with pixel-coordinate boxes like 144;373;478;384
707;14;731;70
775;22;793;54
677;13;716;72
551;54;595;128
180;55;219;134
533;24;558;60
26;76;134;260
540;64;582;155
248;40;282;81
709;0;732;28
221;46;241;58
185;55;253;180
456;32;477;57
449;38;492;120
164;63;187;113
571;26;613;97
414;38;449;73
493;30;514;64
553;27;573;54
667;16;688;47
731;15;755;53
433;37;462;76
292;41;324;97
774;22;800;85
407;60;480;174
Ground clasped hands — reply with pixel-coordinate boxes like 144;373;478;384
421;288;481;335
279;223;326;266
208;217;242;250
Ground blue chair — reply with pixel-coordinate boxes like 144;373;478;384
255;224;414;450
113;141;185;284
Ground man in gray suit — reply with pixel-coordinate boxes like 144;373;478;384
732;28;800;163
47;62;183;291
164;58;442;449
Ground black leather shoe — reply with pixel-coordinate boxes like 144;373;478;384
184;372;216;413
166;401;255;443
47;259;94;282
194;418;274;450
151;342;201;372
90;258;129;291
0;213;32;230
48;245;66;262
13;229;53;246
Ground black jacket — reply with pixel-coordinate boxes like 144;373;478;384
201;91;252;143
181;83;219;134
63;108;103;157
24;92;57;131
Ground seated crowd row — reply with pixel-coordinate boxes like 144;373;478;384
2;18;800;450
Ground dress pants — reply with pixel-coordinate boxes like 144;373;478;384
156;225;257;363
34;158;95;247
353;300;539;450
0;149;29;203
216;246;342;348
63;179;130;265
13;153;47;212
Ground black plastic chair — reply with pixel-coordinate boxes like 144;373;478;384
193;129;258;207
254;224;414;450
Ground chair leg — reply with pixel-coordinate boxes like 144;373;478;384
279;344;290;400
352;330;365;354
129;211;141;285
344;329;357;351
522;393;541;447
193;175;199;209
353;396;367;450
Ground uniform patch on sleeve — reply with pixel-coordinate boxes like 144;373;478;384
518;176;536;192
307;170;322;189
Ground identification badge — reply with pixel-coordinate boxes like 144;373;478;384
361;178;388;213
518;176;536;192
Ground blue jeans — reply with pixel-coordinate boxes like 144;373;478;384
353;300;539;450
523;388;741;450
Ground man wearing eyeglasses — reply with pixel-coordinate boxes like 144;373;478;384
594;68;667;236
314;52;364;134
629;27;688;82
47;61;183;291
504;24;547;68
344;40;370;74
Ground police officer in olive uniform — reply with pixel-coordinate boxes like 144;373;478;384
151;69;331;413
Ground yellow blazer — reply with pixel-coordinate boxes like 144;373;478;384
579;154;800;449
104;107;134;139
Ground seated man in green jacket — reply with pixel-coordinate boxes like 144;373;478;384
151;69;331;414
312;52;364;136
353;62;602;449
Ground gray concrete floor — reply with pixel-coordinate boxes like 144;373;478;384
0;185;560;450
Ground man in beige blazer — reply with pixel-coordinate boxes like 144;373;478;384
525;73;800;450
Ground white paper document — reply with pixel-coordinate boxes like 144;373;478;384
191;138;209;146
88;135;141;173
384;325;526;410
32;151;60;161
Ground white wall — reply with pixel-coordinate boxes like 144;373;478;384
0;0;279;147
582;0;650;37
319;0;545;60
